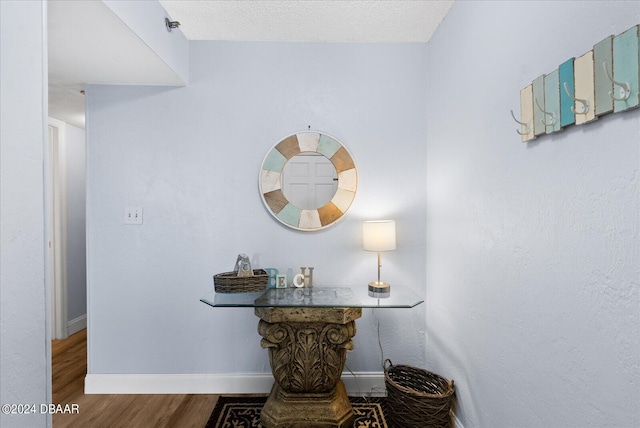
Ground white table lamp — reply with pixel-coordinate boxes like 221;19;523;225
363;220;396;297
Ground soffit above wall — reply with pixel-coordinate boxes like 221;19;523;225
48;0;186;129
48;0;454;129
158;0;454;43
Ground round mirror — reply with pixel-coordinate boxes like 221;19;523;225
259;131;358;231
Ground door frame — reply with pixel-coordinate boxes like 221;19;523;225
48;118;68;340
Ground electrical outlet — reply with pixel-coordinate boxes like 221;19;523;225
124;207;143;225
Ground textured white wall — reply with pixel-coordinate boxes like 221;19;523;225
425;1;639;427
0;1;50;427
86;42;428;376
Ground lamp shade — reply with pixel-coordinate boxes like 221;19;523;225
363;220;396;252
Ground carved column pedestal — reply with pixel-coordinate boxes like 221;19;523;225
255;306;362;428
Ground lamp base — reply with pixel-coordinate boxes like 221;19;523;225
368;282;390;298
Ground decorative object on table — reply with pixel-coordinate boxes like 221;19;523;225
293;266;314;288
293;273;305;288
213;269;269;293
264;268;279;288
511;24;639;142
363;220;396;297
205;395;388;428
384;360;455;428
233;254;253;277
213;254;269;293
306;267;314;287
275;274;287;288
285;267;294;287
259;130;358;231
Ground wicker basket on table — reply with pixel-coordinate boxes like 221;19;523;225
213;269;269;293
384;359;455;428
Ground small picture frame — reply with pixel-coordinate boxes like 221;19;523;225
276;274;287;289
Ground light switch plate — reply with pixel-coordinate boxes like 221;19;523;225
124;207;143;225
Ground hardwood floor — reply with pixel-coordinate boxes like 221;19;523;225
52;329;219;427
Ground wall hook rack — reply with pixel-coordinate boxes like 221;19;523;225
510;110;530;136
535;98;557;126
563;82;590;114
602;61;631;101
514;24;638;142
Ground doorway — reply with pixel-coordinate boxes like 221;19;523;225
49;119;68;340
48;118;87;341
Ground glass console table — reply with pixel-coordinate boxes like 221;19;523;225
200;287;424;428
200;286;424;309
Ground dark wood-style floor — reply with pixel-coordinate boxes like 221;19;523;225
52;329;219;427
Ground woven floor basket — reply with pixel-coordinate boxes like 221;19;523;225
213;269;268;293
384;360;455;428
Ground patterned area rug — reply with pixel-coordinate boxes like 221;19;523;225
205;395;387;428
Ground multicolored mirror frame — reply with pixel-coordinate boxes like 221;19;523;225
259;131;358;231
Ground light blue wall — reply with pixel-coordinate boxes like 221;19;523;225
0;1;50;427
425;1;639;427
86;42;428;375
65;123;87;323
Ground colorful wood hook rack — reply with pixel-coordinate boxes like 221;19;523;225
512;24;639;142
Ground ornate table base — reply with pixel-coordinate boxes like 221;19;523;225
255;306;362;428
261;381;353;427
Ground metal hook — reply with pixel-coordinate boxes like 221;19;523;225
602;61;631;101
165;17;181;32
510;110;530;135
563;82;589;114
534;98;557;127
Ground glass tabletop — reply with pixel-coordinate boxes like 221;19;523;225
200;286;424;308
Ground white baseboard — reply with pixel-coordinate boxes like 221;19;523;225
341;372;387;397
85;372;386;396
67;314;86;336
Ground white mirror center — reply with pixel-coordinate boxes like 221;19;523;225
281;153;338;210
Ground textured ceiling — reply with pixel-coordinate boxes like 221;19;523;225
159;0;455;43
